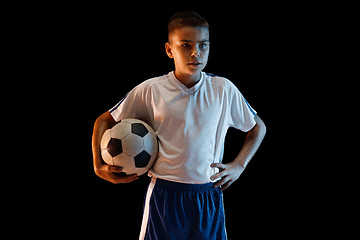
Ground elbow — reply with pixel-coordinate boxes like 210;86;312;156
260;120;266;137
254;115;266;139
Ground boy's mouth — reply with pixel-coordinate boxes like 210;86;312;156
188;62;202;66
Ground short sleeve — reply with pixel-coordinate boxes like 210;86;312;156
228;83;257;132
109;83;150;123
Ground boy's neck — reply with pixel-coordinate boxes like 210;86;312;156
174;71;201;89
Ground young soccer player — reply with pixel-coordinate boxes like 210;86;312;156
92;11;266;240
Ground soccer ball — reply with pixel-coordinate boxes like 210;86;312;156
100;119;158;176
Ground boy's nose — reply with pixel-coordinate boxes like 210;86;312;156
191;49;200;58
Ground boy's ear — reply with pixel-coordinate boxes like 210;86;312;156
165;42;173;58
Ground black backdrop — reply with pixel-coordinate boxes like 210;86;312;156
36;3;324;239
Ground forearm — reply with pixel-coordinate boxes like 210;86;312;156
91;112;139;183
211;115;266;190
234;115;266;168
92;111;116;170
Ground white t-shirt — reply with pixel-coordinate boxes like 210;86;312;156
110;71;257;184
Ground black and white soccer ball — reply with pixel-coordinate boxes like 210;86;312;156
100;119;158;176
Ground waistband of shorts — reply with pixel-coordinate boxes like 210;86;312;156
152;178;215;192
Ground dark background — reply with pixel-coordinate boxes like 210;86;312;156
23;2;337;239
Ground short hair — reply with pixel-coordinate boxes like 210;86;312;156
168;11;209;40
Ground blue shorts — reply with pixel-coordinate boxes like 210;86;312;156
139;178;227;240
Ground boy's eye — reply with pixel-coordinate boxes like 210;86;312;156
182;43;191;48
199;44;207;48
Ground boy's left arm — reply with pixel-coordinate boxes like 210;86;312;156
211;115;266;190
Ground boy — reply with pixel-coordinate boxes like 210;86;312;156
92;11;266;240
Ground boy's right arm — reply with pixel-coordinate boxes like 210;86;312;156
92;111;139;184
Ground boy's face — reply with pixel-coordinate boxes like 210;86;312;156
166;26;210;79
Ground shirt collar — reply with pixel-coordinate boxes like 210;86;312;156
168;71;205;94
